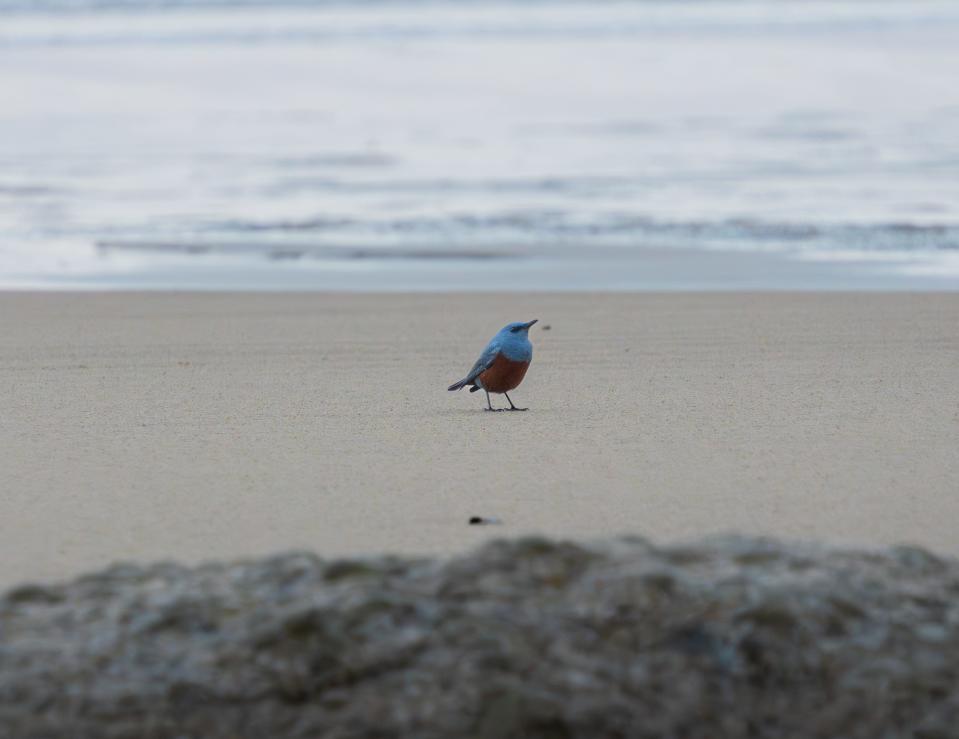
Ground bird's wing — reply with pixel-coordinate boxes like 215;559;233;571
458;340;501;385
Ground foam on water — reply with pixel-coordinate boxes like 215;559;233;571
1;1;958;288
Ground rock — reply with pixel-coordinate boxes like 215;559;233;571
2;536;959;738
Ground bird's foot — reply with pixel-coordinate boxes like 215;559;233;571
484;407;506;412
507;407;528;412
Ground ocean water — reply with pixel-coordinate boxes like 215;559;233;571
1;0;958;289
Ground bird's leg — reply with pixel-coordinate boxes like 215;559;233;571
503;392;528;411
484;391;506;412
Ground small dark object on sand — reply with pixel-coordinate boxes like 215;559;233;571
541;324;551;330
469;516;501;525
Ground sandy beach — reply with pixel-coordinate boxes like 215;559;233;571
1;292;957;588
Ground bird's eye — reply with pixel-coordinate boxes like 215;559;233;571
510;327;519;333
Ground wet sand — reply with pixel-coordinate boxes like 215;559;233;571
1;292;957;587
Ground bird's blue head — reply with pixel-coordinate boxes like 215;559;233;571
495;319;537;361
498;319;538;337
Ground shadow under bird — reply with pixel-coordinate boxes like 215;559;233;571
448;320;537;411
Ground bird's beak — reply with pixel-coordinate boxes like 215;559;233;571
524;319;538;329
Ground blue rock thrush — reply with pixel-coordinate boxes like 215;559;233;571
447;320;537;411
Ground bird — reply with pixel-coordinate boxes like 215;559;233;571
448;320;537;411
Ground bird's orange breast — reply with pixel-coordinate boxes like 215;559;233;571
478;353;530;393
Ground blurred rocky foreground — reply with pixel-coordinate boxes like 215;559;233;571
2;537;959;739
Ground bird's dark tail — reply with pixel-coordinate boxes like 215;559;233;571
448;378;469;391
